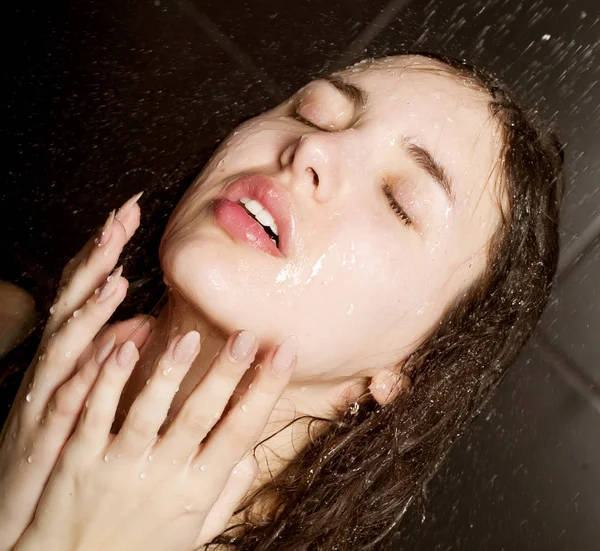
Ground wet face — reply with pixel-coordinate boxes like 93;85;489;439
160;55;503;384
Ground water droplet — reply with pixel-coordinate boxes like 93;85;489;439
85;399;90;408
27;456;34;463
241;403;248;412
184;505;192;512
200;464;208;472
148;454;155;462
139;472;147;479
38;354;45;361
162;367;173;376
49;305;55;315
65;351;72;358
104;454;110;462
25;393;33;403
73;309;81;318
213;412;220;419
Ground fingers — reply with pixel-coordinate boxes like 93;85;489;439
70;340;140;452
45;192;142;338
197;336;297;471
155;330;259;463
29;269;129;420
108;331;202;457
43;315;155;430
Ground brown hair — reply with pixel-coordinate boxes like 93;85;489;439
209;52;565;550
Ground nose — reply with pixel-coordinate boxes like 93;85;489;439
280;132;343;203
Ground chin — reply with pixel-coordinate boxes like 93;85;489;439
160;229;291;347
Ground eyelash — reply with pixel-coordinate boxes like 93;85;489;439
383;184;412;226
293;113;322;131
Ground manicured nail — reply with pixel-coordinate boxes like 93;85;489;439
97;210;115;247
117;340;137;367
271;336;298;375
230;330;256;362
115;191;144;222
96;265;123;303
96;334;117;364
173;331;200;364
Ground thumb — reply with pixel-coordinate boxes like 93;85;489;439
195;453;259;547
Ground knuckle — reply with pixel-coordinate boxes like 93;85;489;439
125;409;154;439
179;406;211;437
51;383;82;418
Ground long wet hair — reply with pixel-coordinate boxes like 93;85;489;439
208;52;565;550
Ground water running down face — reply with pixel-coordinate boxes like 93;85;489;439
159;55;503;396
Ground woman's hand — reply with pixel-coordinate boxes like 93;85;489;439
0;193;145;551
14;327;297;551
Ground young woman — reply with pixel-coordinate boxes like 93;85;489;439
0;51;564;551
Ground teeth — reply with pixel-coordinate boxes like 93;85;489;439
239;196;279;236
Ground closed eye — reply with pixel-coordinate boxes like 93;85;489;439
293;113;322;131
383;184;412;227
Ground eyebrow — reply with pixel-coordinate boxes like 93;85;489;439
323;76;455;206
323;75;369;111
401;138;455;206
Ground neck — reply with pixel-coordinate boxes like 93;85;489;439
114;288;341;502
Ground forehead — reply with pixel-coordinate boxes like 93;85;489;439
337;56;504;212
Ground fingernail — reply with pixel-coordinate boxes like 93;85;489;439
115;191;143;222
173;331;200;364
230;330;256;362
117;340;137;367
271;336;298;375
97;210;115;247
95;265;123;303
96;334;117;364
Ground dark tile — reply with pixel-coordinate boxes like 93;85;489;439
186;0;393;93
395;342;600;551
541;239;600;385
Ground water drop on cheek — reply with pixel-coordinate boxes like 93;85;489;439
139;472;147;479
25;393;33;403
27;456;34;464
65;351;72;358
241;403;248;412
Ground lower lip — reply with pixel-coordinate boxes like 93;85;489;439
212;198;282;257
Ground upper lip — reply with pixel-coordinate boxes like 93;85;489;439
219;173;295;256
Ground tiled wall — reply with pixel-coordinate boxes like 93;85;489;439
2;0;598;549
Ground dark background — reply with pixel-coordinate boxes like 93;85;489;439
2;0;598;549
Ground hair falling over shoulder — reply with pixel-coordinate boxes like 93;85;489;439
208;51;565;551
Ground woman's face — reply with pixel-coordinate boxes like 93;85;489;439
160;55;503;383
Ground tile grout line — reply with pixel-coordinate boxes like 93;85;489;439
175;0;284;102
556;211;600;282
533;331;600;415
324;0;417;73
